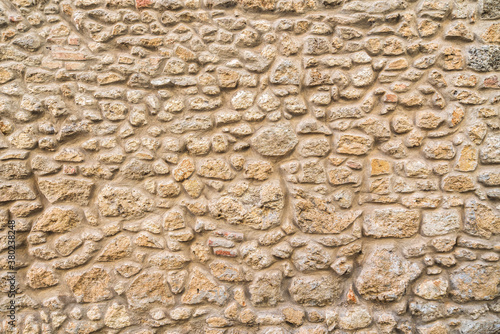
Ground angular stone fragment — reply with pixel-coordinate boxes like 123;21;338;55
355;245;421;302
38;178;93;205
32;206;80;233
98;185;153;218
97;235;131;261
289;275;341;306
251;124;298;157
181;267;228;305
363;208;420;238
450;263;500;302
127;271;174;310
66;267;113;303
249;270;283;306
0;182;36;202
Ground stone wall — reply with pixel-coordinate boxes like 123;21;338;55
0;0;499;332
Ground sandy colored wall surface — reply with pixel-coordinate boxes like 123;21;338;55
0;0;500;332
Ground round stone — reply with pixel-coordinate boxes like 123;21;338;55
251;124;298;157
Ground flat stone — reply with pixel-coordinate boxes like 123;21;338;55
32;206;81;233
355;245;421;302
363;208;420;238
38;178;94;205
0;182;36;202
251;124;298;157
289;275;341;306
97;185;153;218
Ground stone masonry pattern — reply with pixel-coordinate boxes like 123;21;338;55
0;0;499;332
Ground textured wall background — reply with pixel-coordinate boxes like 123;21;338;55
0;0;500;332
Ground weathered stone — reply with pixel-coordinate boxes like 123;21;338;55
97;235;131;261
197;158;235;180
480;134;500;163
464;198;500;238
355;245;421;302
66;267;113;303
251;124;298;157
363;208;420;238
27;265;59;289
0;182;36;202
450;263;500;302
127;271;174;310
421;210;461;236
181;267;228;305
32;206;81;233
104;303;132;329
413;276;448;300
292;189;360;234
249;270;282;306
98;185;153;218
336;134;373;155
38;178;94;205
467;46;500;72
289;275;341;306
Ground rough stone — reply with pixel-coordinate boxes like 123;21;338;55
356;246;421;302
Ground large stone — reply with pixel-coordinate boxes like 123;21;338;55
355;245;421;302
27;265;59;289
0;161;31;179
336;134;373;155
66;267;113;303
98;185;153;218
464;198;500;238
421;210;461;236
249;270;283;306
32;206;81;233
292;242;332;271
38;178;94;205
292;189;361;234
104;303;132;329
363;208;420;238
450;263;500;302
413;276;448;300
479;0;500;19
251;124;298;157
0;182;36;202
197;158;235;180
127;271;174;310
97;235;132;261
289;275;341;306
181;267;228;305
270;60;300;85
480;134;500;163
467;46;500;72
338;305;372;330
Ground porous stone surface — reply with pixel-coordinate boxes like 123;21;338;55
1;0;499;332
